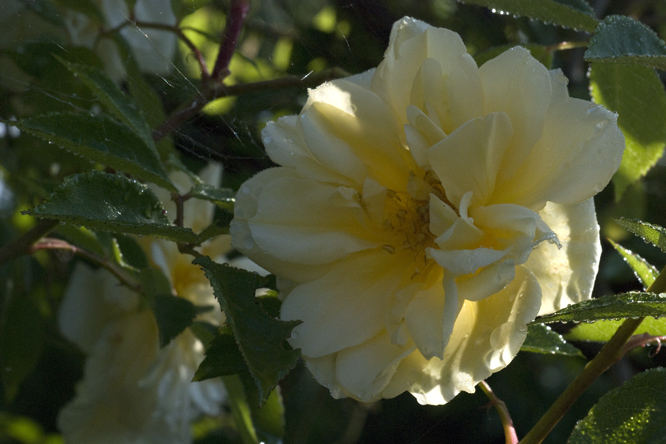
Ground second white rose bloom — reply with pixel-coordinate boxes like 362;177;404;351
231;17;625;405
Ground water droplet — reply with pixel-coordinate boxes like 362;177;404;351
241;185;251;195
243;238;255;250
263;136;272;144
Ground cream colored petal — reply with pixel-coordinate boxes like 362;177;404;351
306;80;414;191
428;194;458;238
429;247;507;276
455;260;516;302
403;265;542;405
373;17;473;125
57;311;186;444
427;112;513;209
334;331;416;401
281;249;415;358
59;264;139;353
480;47;552;183
263;115;365;188
404;276;460;359
492;99;624;209
525;199;601;315
247;174;381;265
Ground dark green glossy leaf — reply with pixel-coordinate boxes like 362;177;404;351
194;327;248;380
7;113;175;191
193;257;300;403
608;239;658;289
521;324;584;358
589;63;666;200
457;0;598;32
616;218;666;253
0;269;45;403
223;374;261;444
585;15;666;70
190;183;235;211
535;292;666;324
568;368;666;443
58;58;154;147
152;294;197;348
25;171;197;243
113;234;150;270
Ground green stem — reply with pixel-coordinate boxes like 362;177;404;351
480;380;519;444
519;264;666;444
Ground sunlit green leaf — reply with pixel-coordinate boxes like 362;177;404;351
6;113;175;191
615;218;666;253
193;257;300;403
456;0;598;32
24;171;198;243
223;374;260;444
589;63;666;200
568;368;666;443
521;324;584;358
566;317;666;342
535;292;666;324
58;58;154;147
608;239;658;289
585;15;666;71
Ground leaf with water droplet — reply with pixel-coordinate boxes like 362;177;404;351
192;256;300;405
23;171;197;243
189;183;235;212
585;15;666;71
608;238;658;289
535;291;666;324
2;113;175;192
569;368;666;443
521;323;584;358
616;218;666;255
589;62;666;200
457;0;597;32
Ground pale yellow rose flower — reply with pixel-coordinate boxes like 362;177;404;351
231;17;625;405
58;165;228;443
65;0;177;81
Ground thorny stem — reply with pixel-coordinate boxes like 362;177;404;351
520;264;666;444
151;67;349;142
480;381;519;444
211;0;251;80
31;238;142;293
0;219;58;267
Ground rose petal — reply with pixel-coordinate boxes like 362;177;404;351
525;199;601;315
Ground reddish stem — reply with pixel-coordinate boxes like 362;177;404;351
211;0;251;80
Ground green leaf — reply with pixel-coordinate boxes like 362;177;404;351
222;374;261;444
535;292;666;324
113;234;150;270
566;317;666;342
57;57;154;148
568;367;666;443
608;239;659;289
24;171;198;243
589;63;666;200
7;113;175;191
521;323;584;358
193;257;301;403
616;218;666;253
190;183;236;211
0;269;45;403
475;44;554;69
152;294;197;348
194;327;248;380
456;0;598;32
585;15;666;71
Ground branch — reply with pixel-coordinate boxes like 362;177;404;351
480;381;519;444
211;0;251;80
0;219;58;267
